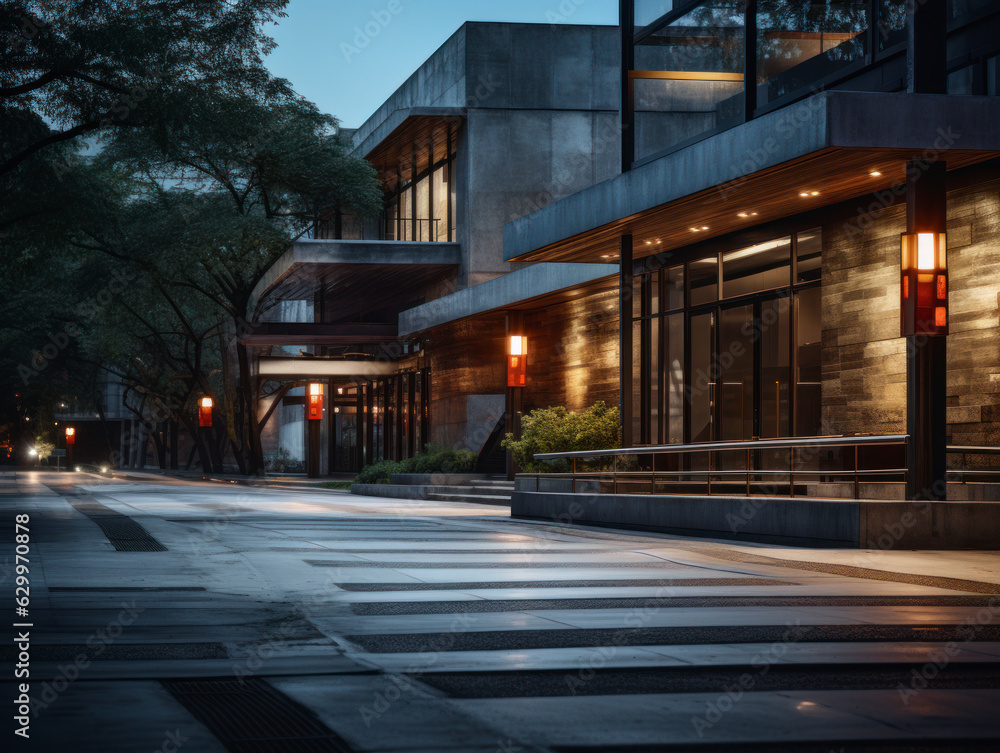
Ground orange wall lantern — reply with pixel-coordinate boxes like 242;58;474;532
508;335;528;388
65;427;75;446
901;232;948;336
198;397;214;428
307;383;324;421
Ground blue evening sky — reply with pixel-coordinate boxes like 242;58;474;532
267;0;619;128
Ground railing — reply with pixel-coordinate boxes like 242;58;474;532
526;437;1000;500
529;435;909;500
947;446;1000;483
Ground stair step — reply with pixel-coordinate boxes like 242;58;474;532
426;493;512;506
420;485;510;496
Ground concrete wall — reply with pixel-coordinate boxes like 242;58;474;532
460;23;620;286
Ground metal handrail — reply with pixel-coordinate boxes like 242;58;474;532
533;434;908;461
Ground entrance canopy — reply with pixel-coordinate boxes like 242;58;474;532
503;92;1000;264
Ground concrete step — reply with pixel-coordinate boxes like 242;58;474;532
426;492;512;506
476;478;515;487
420;484;511;497
466;485;516;496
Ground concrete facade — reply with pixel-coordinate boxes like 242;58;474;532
352;22;621;288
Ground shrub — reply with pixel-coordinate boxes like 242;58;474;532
353;444;477;484
355;459;404;485
501;401;621;473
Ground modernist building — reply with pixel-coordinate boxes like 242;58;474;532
504;0;1000;546
250;22;622;474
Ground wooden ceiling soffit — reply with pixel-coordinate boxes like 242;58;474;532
513;147;1000;264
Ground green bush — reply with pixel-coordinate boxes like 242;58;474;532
353;444;477;484
501;401;621;473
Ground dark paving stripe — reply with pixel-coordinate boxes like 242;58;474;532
555;741;1000;753
418;663;1000;698
347;624;1000;653
48;485;166;552
47;586;206;592
350;595;1000;616
335;578;797;592
162;678;355;753
306;560;698;569
0;643;228;661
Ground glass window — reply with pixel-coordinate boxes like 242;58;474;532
760;297;791;438
665;265;685;310
633;274;646;319
952;0;995;19
432;164;449;241
632;319;644;444
649;317;661;443
650;270;661;316
757;1;868;107
665;313;685;444
400;185;413;241
879;0;907;50
718;305;754;441
690;311;715;443
796;228;822;282
989;55;1000;97
415;177;430;241
689;256;719;306
633;1;745;162
634;0;682;29
722;237;791;298
948;65;975;96
795;287;822;437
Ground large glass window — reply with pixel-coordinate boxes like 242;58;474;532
632;1;745;163
383;145;457;242
633;228;822;445
756;1;869;107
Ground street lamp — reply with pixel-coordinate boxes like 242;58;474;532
198;397;214;427
508;335;528;388
307;383;324;420
306;383;324;479
901;232;948;336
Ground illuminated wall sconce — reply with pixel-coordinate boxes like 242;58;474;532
508;335;528;388
198;397;214;428
901;232;948;336
307;383;324;420
65;427;75;446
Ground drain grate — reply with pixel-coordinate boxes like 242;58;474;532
51;489;167;552
161;678;354;753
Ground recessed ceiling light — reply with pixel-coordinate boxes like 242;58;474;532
645;241;652;245
870;170;881;177
737;211;759;218
601;254;611;258
800;191;820;197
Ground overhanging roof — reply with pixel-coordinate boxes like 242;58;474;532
242;323;398;347
399;263;618;336
252;240;461;320
504;91;1000;263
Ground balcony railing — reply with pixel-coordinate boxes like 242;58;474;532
524;436;1000;500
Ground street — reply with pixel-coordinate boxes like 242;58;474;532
4;470;1000;752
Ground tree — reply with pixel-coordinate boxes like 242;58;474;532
85;89;383;473
0;0;290;178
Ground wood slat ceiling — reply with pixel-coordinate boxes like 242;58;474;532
262;262;457;326
512;148;1000;264
365;116;462;193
